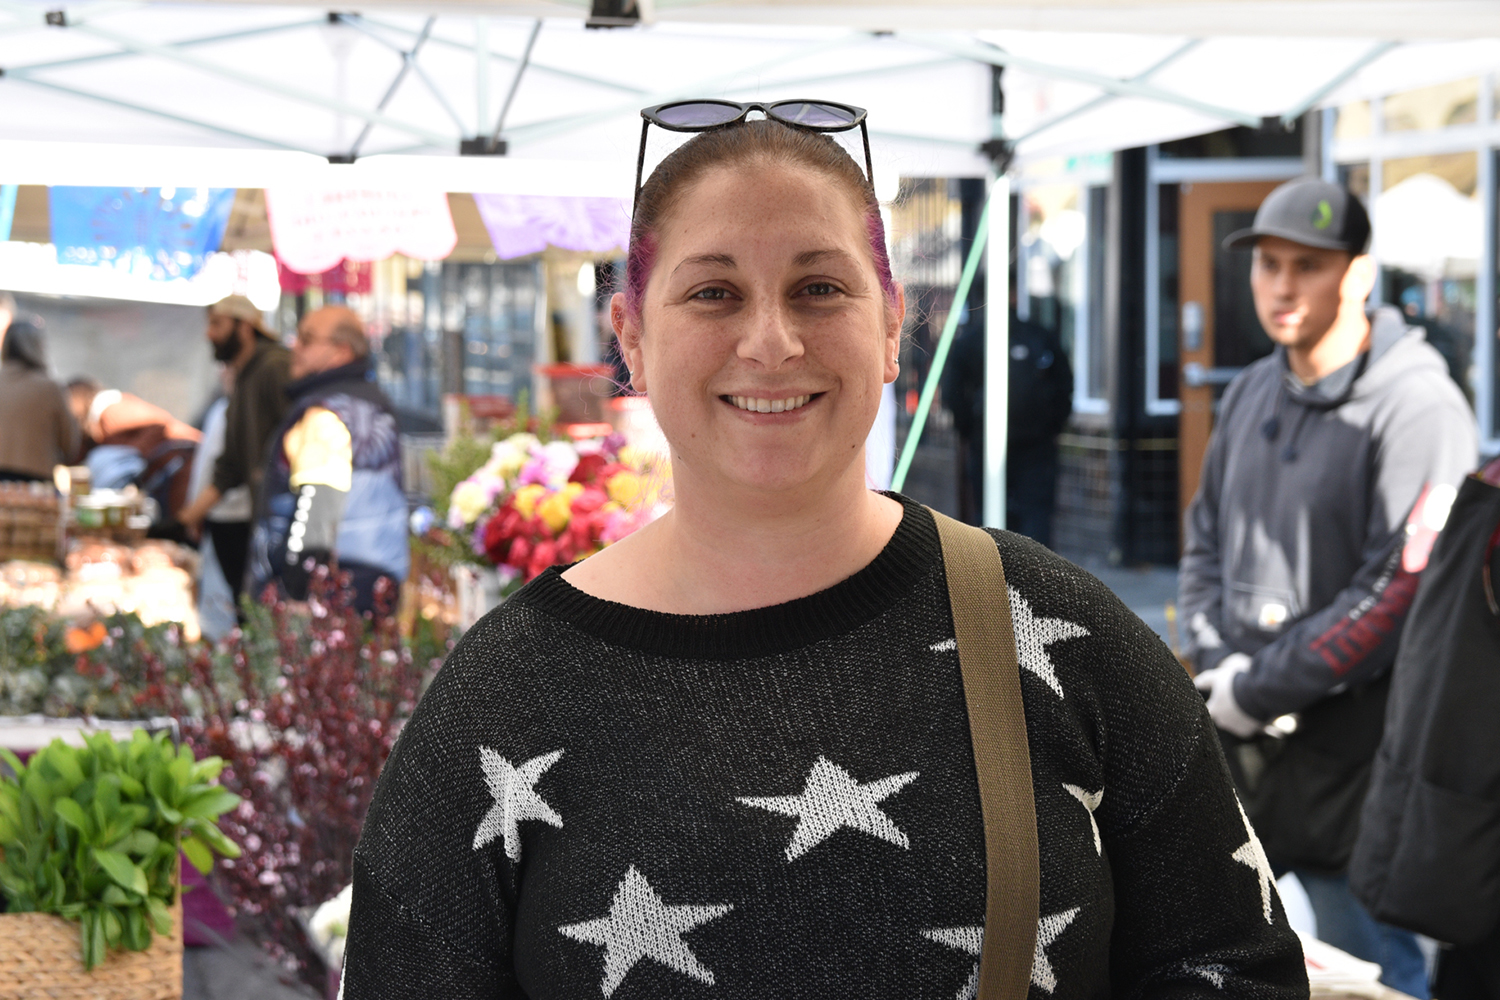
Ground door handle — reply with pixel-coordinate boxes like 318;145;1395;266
1182;362;1243;388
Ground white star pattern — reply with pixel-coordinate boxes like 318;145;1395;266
1063;784;1104;854
472;747;564;860
1232;797;1276;924
558;866;733;997
1008;586;1089;698
929;637;958;653
737;756;919;861
922;926;983;1000
1188;963;1231;989
1032;907;1080;994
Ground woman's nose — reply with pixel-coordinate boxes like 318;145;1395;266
737;302;804;371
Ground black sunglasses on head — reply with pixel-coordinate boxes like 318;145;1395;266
634;99;872;212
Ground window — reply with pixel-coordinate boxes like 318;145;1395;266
1375;152;1479;414
1146;181;1181;414
1383;78;1479;133
1019;181;1105;413
1336;101;1372;140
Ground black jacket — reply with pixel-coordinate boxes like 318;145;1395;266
1350;460;1500;946
944;310;1073;451
211;335;293;501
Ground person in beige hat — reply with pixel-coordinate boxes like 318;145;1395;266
177;295;292;602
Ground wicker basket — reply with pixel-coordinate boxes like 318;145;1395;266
0;893;183;1000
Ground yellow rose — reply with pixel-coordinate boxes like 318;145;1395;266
606;470;644;507
513;484;548;520
537;485;583;534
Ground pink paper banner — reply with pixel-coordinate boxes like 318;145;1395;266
472;193;630;261
266;188;457;275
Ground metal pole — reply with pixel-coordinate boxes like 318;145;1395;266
489;19;543;152
349;16;436;159
475;18;489;136
983;175;1010;529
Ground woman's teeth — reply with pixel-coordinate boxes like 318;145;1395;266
729;394;812;414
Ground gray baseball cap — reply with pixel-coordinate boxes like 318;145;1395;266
1223;176;1371;255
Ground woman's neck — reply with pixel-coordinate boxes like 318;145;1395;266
562;465;904;615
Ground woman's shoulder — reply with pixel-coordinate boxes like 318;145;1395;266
985;529;1200;718
988;530;1147;645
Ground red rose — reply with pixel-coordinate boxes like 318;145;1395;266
569;452;608;485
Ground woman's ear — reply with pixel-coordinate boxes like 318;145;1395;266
612;292;647;393
883;283;906;384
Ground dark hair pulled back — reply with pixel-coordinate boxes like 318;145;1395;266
625;119;895;316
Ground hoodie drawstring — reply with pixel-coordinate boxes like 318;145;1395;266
1260;378;1313;463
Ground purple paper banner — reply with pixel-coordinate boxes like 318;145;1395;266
471;193;630;260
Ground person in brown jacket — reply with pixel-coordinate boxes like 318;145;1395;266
177;295;292;599
0;319;79;483
67;378;203;521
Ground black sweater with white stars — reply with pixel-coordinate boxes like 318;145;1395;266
342;495;1308;1000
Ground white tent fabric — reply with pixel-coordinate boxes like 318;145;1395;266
1;2;1498;187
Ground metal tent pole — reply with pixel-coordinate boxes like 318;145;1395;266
983;174;1010;529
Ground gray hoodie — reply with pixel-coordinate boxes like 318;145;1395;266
1180;306;1477;721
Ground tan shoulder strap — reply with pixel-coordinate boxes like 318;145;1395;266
930;509;1040;1000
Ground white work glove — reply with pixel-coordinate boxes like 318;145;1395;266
1192;653;1263;739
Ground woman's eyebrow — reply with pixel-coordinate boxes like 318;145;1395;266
793;248;858;268
672;253;736;276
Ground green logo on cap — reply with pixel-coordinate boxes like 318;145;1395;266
1312;199;1333;230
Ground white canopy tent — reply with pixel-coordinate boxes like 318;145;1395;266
1;1;1498;179
2;0;1497;524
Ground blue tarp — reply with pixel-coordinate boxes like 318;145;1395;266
48;186;235;281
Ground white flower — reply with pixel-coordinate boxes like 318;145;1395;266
490;433;539;479
449;480;492;527
534;441;581;487
309;884;353;967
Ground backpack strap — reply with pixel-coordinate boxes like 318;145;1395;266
931;509;1040;1000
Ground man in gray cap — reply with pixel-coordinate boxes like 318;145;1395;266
1180;177;1476;994
178;295;293;602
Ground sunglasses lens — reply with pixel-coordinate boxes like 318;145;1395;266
655;102;744;128
771;102;859;128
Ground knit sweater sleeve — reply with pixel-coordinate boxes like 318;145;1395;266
342;625;523;999
994;533;1307;1000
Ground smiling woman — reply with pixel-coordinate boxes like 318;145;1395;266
340;110;1310;1000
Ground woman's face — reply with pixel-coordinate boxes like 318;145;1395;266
614;161;903;501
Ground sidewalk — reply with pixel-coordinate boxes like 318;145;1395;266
183;932;322;1000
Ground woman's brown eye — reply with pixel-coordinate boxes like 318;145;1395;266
805;283;837;297
694;287;728;300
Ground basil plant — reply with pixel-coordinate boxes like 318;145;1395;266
0;730;243;970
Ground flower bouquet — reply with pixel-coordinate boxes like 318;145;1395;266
432;431;666;598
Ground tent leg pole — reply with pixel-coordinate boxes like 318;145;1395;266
983;173;1010;530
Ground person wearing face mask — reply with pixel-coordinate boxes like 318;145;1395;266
1180;177;1477;996
177;294;292;601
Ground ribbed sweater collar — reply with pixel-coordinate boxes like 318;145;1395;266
511;493;938;661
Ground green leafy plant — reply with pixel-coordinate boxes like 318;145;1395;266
0;730;243;969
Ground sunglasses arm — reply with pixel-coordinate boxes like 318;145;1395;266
633;117;651;216
859;121;874;195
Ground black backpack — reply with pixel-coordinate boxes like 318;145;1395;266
1349;458;1500;945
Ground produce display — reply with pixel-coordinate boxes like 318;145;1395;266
0;482;61;564
0;540;198;641
0;730;242;969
